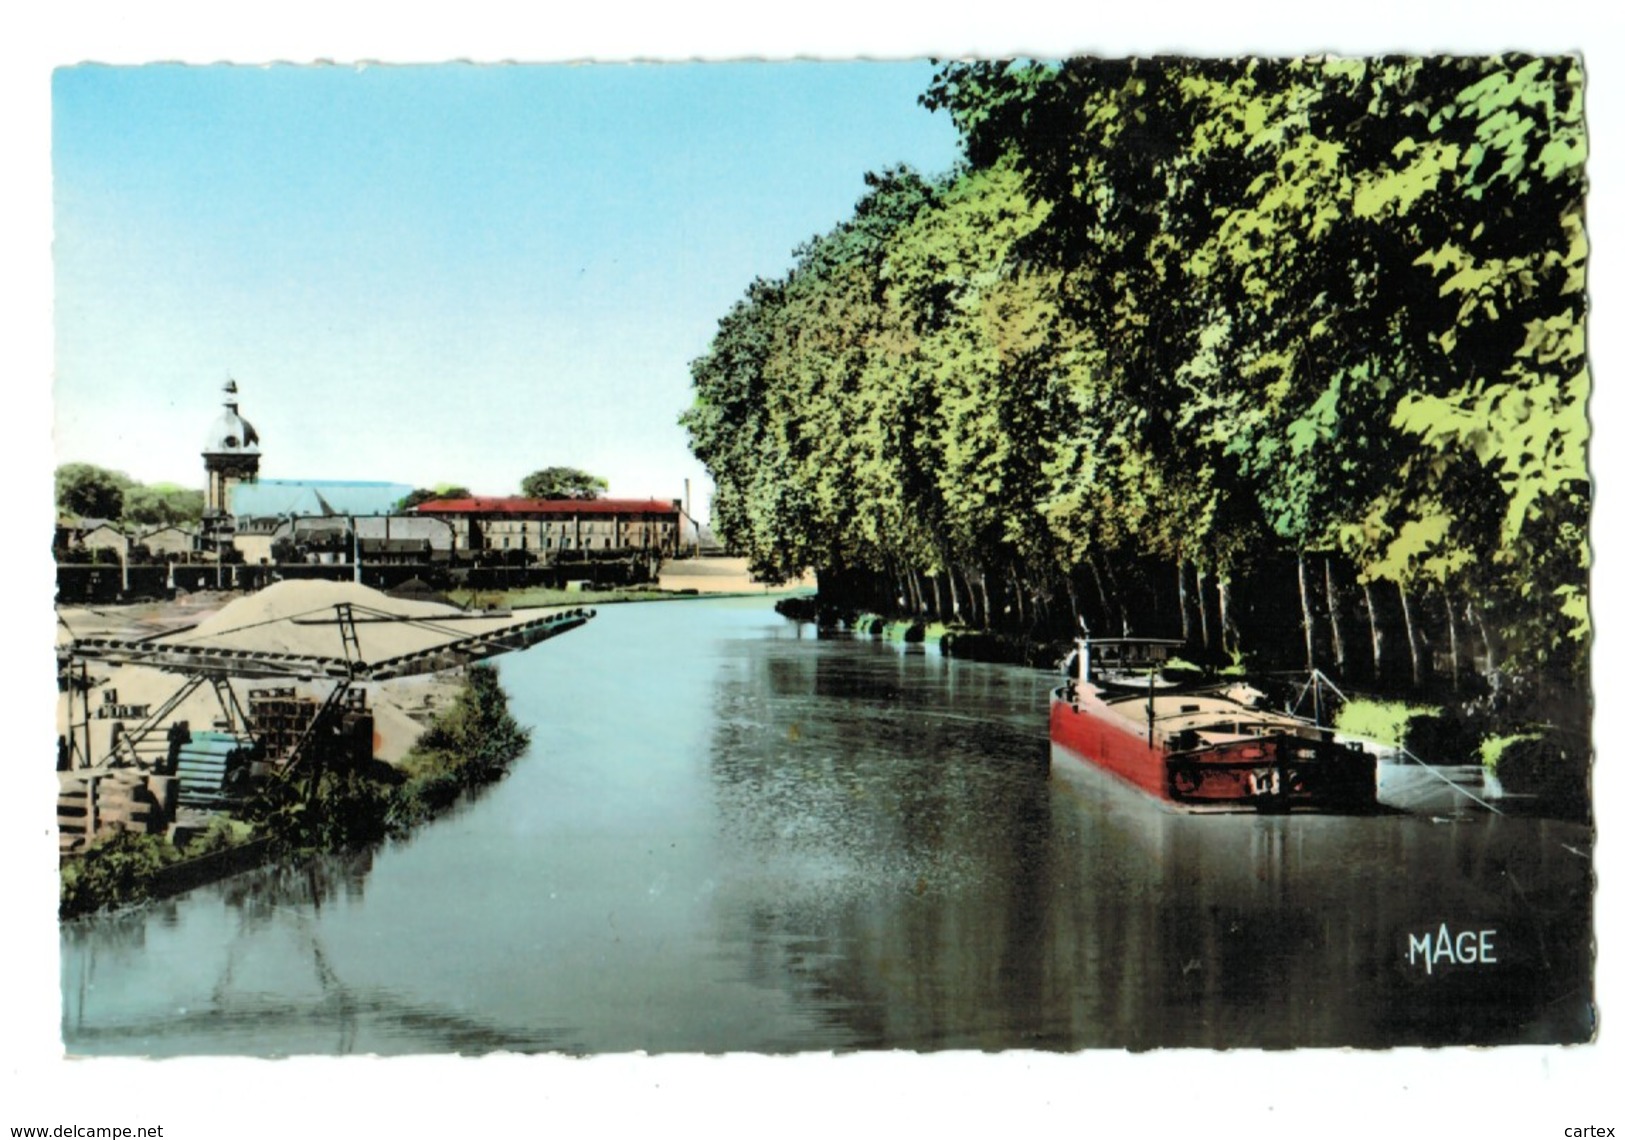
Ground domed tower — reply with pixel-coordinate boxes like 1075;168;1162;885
202;379;260;518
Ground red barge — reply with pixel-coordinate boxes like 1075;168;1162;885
1050;638;1378;812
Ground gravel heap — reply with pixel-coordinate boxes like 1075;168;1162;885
162;579;550;668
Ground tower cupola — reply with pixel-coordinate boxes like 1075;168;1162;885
204;378;260;454
202;378;261;517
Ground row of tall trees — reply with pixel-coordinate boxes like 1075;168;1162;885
683;56;1588;702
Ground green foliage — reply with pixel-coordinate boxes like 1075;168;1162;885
398;486;471;510
59;830;183;917
123;483;205;527
247;668;529;849
1333;699;1442;746
1480;731;1542;774
56;463;133;520
398;664;532;803
186;815;252;855
521;467;608;500
57;465;208;531
685;56;1589;688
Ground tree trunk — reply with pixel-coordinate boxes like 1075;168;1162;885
1087;557;1112;635
1195;565;1212;651
1297;554;1317;673
1009;566;1027;629
1364;581;1383;683
976;573;993;631
1323;557;1347;676
930;573;944;621
1398;583;1422;688
947;565;963;624
1101;553;1130;635
1443;591;1461;690
1471;601;1495;676
1218;576;1240;660
1177;560;1192;643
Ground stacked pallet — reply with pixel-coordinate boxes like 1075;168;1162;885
248;687;318;763
57;768;173;854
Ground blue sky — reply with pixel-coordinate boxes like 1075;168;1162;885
53;61;964;515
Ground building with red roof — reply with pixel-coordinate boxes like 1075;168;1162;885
413;497;686;558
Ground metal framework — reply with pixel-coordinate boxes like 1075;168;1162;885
60;604;594;775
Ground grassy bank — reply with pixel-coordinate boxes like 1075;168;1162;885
60;664;531;919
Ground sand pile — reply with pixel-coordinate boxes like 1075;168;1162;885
56;591;231;645
187;579;463;633
160;579;543;667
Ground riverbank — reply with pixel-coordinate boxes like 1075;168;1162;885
800;605;1065;667
803;604;1590;819
657;555;814;595
450;556;814;610
59;663;530;919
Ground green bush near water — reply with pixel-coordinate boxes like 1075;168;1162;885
60;831;183;917
1480;732;1543;774
1334;699;1441;747
1492;731;1590;819
193;815;254;853
271;663;532;844
851;613;887;636
393;664;533;823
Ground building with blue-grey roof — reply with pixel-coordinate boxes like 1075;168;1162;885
230;479;414;519
197;381;415;567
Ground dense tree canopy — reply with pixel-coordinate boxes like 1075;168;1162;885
520;467;608;500
56;465;207;526
56;464;135;521
684;56;1588;699
123;482;205;526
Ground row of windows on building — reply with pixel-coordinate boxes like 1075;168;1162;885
473;517;673;552
494;534;636;550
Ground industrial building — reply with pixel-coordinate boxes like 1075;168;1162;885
57;379;699;603
411;496;686;558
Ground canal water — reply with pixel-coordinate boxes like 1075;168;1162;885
59;597;1595;1055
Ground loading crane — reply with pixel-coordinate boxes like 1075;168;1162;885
59;599;595;784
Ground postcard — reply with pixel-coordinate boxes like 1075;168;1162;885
14;10;1619;1139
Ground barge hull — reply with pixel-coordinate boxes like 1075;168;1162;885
1049;690;1377;813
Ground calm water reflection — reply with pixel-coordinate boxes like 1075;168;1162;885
61;596;1594;1054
